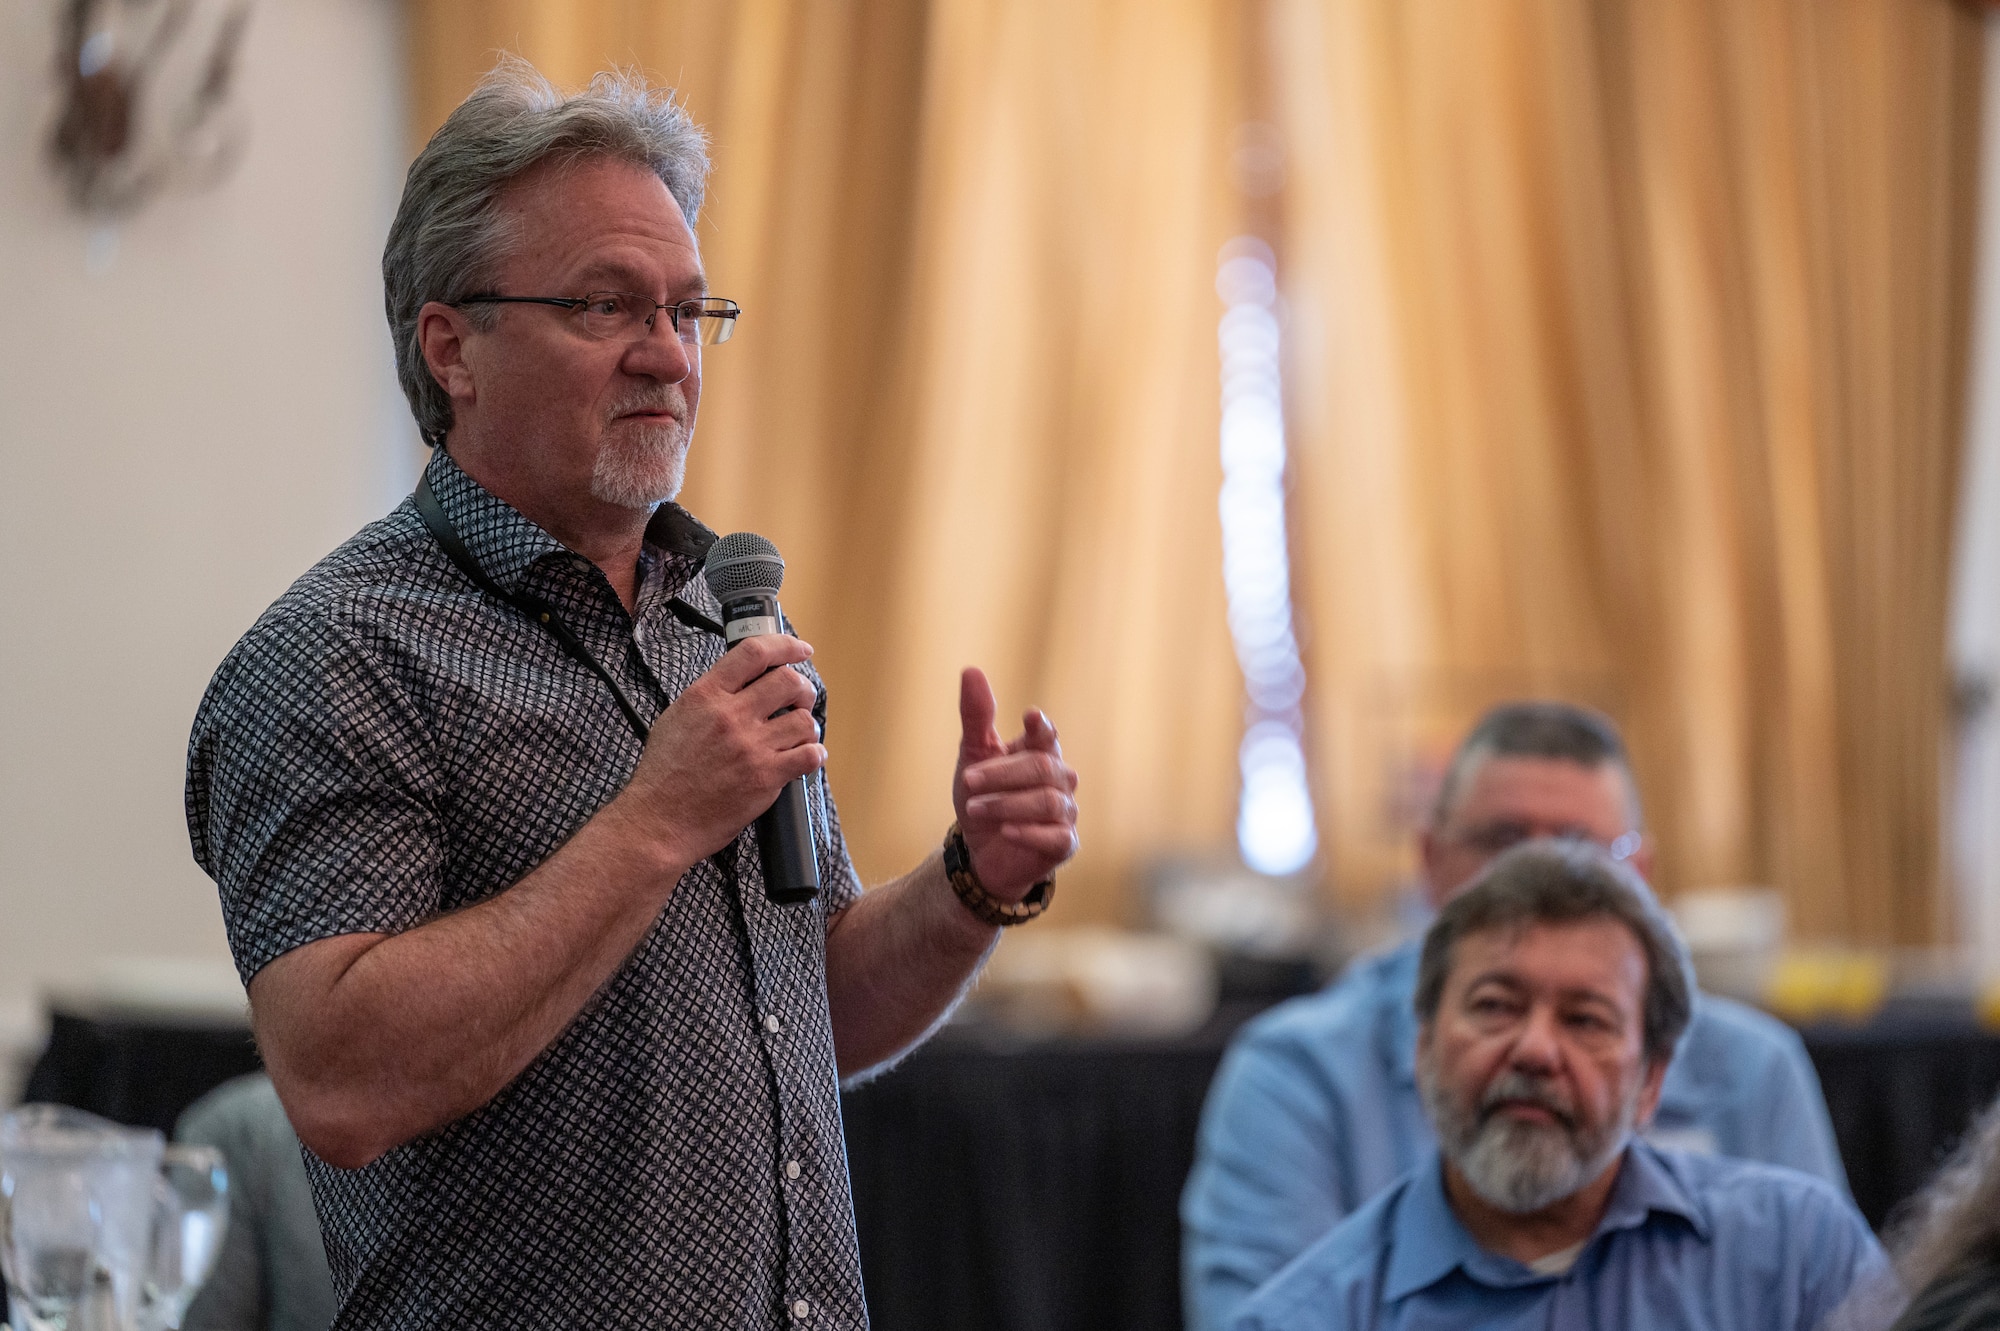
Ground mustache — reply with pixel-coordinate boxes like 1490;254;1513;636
605;388;685;422
1477;1071;1577;1132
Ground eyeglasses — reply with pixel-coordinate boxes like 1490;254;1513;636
1448;823;1642;863
453;291;741;345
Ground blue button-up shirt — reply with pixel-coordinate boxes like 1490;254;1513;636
1183;941;1849;1331
1229;1141;1886;1331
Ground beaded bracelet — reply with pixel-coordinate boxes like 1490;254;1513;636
942;821;1054;927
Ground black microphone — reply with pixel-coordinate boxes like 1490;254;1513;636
704;532;821;906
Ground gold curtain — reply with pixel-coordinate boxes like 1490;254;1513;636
407;0;1981;943
407;0;1253;921
1274;0;1983;944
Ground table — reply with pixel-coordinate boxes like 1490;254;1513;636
1798;1009;2000;1228
21;1002;2000;1331
843;1013;1243;1331
23;1010;261;1133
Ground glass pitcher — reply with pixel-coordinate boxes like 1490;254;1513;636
0;1105;163;1331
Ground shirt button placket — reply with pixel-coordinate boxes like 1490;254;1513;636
790;1297;811;1321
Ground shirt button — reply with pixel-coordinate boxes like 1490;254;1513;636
764;1014;782;1034
791;1298;811;1320
783;1159;801;1180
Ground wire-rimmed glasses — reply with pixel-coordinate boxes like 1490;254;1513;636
1447;823;1643;863
454;292;741;345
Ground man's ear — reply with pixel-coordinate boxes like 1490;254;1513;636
416;301;479;409
1632;1054;1669;1129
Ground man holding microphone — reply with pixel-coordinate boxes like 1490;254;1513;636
186;59;1077;1331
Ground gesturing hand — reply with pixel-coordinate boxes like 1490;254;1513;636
952;667;1080;902
620;634;825;871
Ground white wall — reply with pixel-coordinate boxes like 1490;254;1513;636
1951;14;2000;984
0;0;417;1062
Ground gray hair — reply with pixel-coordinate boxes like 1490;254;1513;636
1414;839;1693;1066
1888;1092;2000;1296
1430;700;1641;830
382;56;711;445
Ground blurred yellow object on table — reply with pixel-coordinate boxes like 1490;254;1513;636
1763;949;1890;1025
1979;981;2000;1031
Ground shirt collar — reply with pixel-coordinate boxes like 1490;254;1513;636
1597;1138;1709;1242
1384;1155;1499;1302
423;448;718;594
1383;1142;1708;1303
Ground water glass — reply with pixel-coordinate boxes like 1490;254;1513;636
137;1144;229;1331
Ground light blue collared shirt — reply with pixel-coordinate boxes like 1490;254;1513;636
1182;941;1849;1331
1229;1141;1886;1331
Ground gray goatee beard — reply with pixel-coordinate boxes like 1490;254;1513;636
591;399;690;510
1419;1053;1637;1215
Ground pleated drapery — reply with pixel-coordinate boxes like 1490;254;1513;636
407;0;1982;944
1273;0;1982;943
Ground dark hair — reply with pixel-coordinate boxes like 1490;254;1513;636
1414;839;1692;1065
382;56;711;445
1430;701;1638;829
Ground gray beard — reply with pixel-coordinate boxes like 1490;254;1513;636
1419;1055;1637;1215
591;418;689;510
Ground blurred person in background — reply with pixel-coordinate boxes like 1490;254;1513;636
185;58;1078;1330
1183;702;1846;1331
176;1074;335;1331
1881;1093;2000;1331
1230;840;1883;1331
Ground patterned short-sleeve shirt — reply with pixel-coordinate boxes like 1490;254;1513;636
186;448;868;1330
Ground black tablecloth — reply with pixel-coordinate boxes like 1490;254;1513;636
23;1011;262;1134
843;1017;1238;1331
22;1002;2000;1331
1796;1011;2000;1228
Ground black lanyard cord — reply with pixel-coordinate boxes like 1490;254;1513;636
412;473;718;745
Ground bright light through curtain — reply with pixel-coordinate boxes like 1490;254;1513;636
1275;0;1984;944
407;0;1252;922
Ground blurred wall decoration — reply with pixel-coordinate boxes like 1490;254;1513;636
410;0;1985;945
49;0;253;215
0;0;410;1073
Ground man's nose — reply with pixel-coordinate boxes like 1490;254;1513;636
624;318;694;381
1508;1005;1564;1073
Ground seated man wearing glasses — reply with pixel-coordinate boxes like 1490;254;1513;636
1230;840;1882;1331
1182;703;1846;1331
186;59;1077;1331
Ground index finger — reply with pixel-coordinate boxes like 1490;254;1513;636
707;634;813;692
1007;709;1062;758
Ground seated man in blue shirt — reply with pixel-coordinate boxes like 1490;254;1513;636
1231;839;1884;1331
1184;702;1847;1331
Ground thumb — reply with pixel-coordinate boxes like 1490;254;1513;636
958;666;1003;762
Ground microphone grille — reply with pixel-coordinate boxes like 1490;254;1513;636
705;531;786;598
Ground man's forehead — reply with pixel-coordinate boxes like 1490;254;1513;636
570;254;709;294
494;156;703;291
1449;755;1634;830
1448;916;1648;1001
